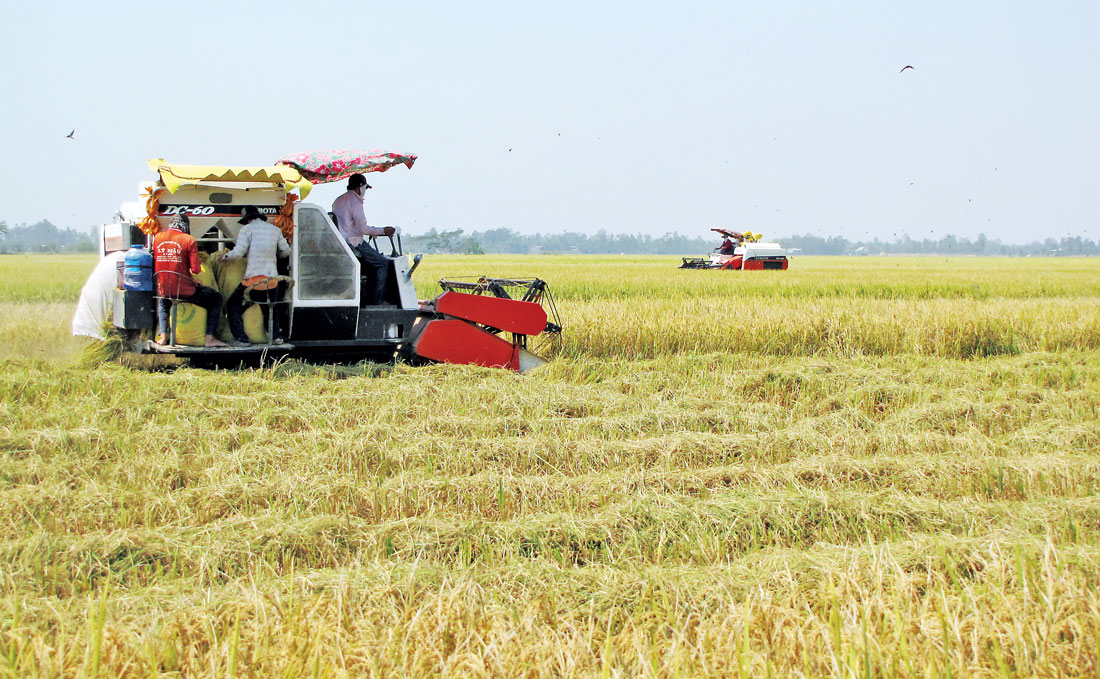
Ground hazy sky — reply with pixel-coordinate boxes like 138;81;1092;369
1;1;1097;243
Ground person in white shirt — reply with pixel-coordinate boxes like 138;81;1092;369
217;205;291;345
331;173;394;305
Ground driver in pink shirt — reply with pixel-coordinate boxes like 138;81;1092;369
332;173;395;305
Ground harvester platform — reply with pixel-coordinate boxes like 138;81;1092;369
146;341;296;356
406;277;562;373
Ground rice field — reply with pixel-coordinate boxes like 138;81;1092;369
1;253;1099;678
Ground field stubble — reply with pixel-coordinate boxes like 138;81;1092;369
1;254;1099;677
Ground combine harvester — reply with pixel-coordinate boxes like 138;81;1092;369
74;152;561;372
680;228;789;270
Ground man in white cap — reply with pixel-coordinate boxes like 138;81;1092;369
332;173;394;305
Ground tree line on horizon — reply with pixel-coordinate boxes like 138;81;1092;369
405;227;1100;257
0;220;97;254
2;219;1097;257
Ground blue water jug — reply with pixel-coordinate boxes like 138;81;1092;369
123;244;154;292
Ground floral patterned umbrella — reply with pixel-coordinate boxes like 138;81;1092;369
275;150;417;185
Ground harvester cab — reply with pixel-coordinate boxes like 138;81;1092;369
679;228;789;270
82;153;561;372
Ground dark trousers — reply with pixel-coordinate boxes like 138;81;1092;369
353;241;390;305
158;284;222;337
227;282;287;342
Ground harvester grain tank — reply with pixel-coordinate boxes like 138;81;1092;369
75;153;561;372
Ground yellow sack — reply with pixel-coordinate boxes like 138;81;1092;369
173;254;218;346
213;256;269;344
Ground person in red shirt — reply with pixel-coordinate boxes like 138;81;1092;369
152;214;227;347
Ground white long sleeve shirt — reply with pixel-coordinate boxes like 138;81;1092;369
223;220;290;280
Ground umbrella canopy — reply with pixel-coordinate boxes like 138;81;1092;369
275;150;417;185
712;228;743;240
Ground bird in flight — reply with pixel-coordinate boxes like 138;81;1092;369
65;129;75;139
899;65;914;73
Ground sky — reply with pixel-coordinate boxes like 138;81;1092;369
1;0;1097;244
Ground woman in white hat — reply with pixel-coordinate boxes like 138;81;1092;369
217;206;291;346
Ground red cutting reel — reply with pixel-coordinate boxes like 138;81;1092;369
406;277;563;372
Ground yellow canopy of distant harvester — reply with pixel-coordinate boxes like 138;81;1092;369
147;158;312;199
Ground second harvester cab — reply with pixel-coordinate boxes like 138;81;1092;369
679;228;789;270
